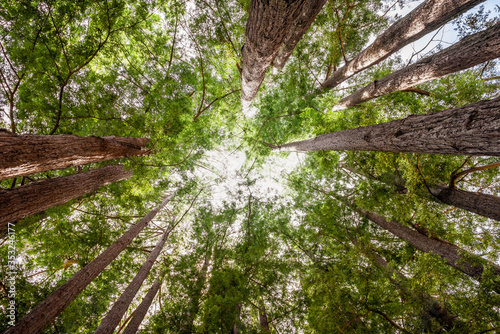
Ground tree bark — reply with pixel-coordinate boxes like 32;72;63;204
258;302;270;332
273;97;500;156
241;0;309;109
0;133;150;181
273;0;327;69
321;0;486;89
330;22;500;111
95;229;170;334
3;196;172;334
0;165;133;229
121;275;163;334
358;209;500;290
433;185;500;221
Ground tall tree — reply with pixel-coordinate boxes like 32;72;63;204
330;22;500;111
321;0;486;89
0;165;133;228
3;196;172;334
0;134;149;181
272;97;500;156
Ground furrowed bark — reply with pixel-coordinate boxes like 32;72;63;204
3;196;172;334
273;97;500;156
0;134;150;181
273;0;327;69
331;22;500;111
95;229;170;334
241;0;309;109
122;275;163;334
321;0;486;89
0;165;133;228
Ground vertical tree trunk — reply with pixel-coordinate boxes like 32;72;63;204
330;22;500;111
0;165;133;228
121;275;163;334
0;133;150;181
95;228;171;334
258;302;271;332
273;0;327;69
272;97;500;156
321;0;486;89
3;196;172;334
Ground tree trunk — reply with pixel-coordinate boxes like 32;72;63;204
321;0;486;89
0;165;133;229
273;0;327;69
358;209;500;290
258;302;270;332
95;228;171;334
241;0;309;109
0;133;149;181
3;196;172;334
331;22;500;111
433;185;500;221
121;275;163;334
273;97;500;156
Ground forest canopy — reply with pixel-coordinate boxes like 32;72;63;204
0;0;499;333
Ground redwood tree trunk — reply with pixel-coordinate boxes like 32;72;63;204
3;196;172;334
122;275;163;334
94;229;170;334
321;0;486;89
0;133;149;181
273;0;327;69
330;22;500;111
0;165;133;228
273;97;500;156
434;185;500;221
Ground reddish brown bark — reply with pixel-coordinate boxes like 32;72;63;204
0;133;149;181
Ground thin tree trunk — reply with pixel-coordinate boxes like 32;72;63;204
273;0;327;69
0;133;150;181
0;165;133;228
321;0;486;89
3;196;172;334
121;275;163;334
95;228;171;334
272;97;500;156
241;0;309;109
330;22;500;111
258;302;270;332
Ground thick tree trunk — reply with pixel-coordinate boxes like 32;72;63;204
0;165;133;228
0;133;149;181
321;0;486;89
273;0;327;69
358;209;500;290
95;229;170;334
3;196;172;334
273;97;500;156
331;22;500;111
433;185;500;221
121;275;163;334
258;302;271;332
241;0;309;109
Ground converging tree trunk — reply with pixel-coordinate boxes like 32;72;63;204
122;275;163;334
330;22;500;111
272;97;500;156
95;228;171;334
0;133;150;181
321;0;486;89
0;165;133;229
3;196;172;334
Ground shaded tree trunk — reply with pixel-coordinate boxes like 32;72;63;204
0;165;133;228
331;22;500;111
121;275;163;334
272;97;500;156
258;302;270;332
273;0;327;69
95;228;171;334
3;196;172;334
0;133;150;181
321;0;486;89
